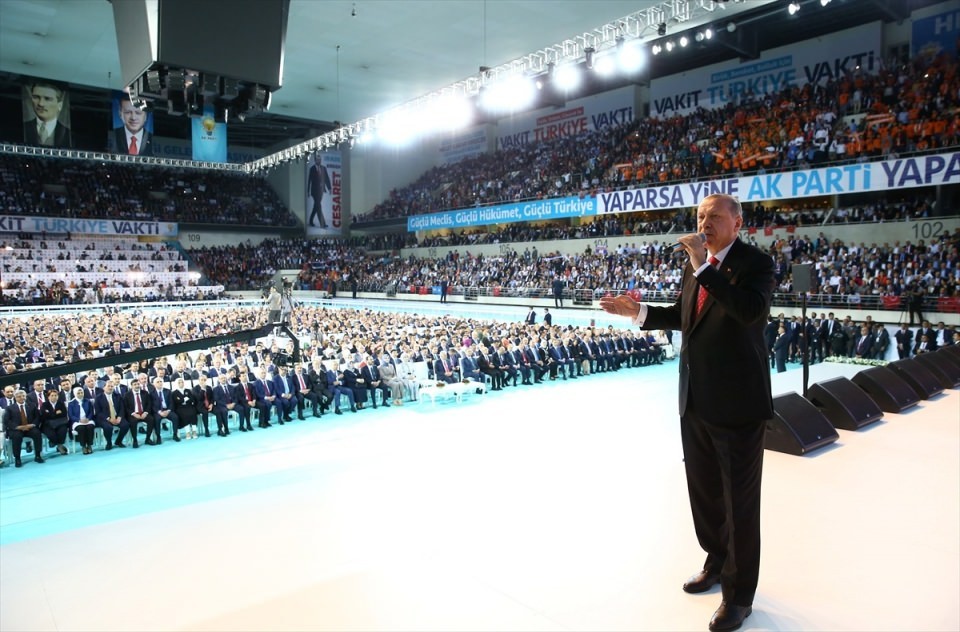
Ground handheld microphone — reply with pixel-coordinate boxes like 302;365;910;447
673;233;706;252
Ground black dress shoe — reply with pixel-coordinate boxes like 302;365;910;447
114;441;126;448
298;415;305;420
350;407;357;413
206;430;212;437
105;442;113;451
683;570;721;593
240;426;248;432
57;445;68;455
335;409;343;415
132;441;140;449
145;438;156;446
35;455;45;463
173;435;181;442
709;602;752;632
15;459;22;468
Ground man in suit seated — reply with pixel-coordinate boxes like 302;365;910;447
360;357;391;409
475;346;503;390
254;367;283;425
151;376;179;442
124;379;155;447
433;351;458;384
95;380;129;450
271;365;297;421
496;344;519;386
292;362;320;418
4;389;45;467
324;360;357;415
231;370;256;431
212;373;238;435
459;350;483;381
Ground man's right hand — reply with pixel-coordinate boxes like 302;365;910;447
599;294;641;319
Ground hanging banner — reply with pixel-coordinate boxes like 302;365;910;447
108;91;155;156
306;150;343;236
21;78;73;148
0;214;178;237
191;105;227;162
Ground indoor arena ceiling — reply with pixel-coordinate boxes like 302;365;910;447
0;0;930;149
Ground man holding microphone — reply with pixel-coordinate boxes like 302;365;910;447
600;194;774;632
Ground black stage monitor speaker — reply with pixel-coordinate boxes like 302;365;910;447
935;347;960;369
886;359;944;400
851;366;921;413
792;264;812;293
766;392;839;456
913;351;960;388
806;377;883;430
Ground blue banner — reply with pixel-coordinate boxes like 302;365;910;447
407;196;595;232
0;214;178;237
406;151;960;231
191;105;227;162
912;8;960;58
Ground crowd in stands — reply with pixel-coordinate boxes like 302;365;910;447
1;235;225;305
0;154;296;227
0;303;674;466
186;225;960;315
355;50;959;223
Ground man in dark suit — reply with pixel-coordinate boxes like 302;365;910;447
95;380;129;449
601;194;774;632
773;324;790;373
4;389;45;467
894;323;913;359
360;359;391;409
853;324;874;359
212;373;238;435
109;95;153;155
307;153;331;228
23;81;72;148
124;379;155;448
150;377;179;442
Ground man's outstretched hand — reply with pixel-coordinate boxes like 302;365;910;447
598;294;640;319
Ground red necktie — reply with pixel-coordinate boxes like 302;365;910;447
129;136;138;155
299;374;306;389
696;256;720;316
135;393;142;414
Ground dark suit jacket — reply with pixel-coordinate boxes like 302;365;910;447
643;238;775;427
94;391;125;424
4;402;39;433
23;120;72;147
109;128;154;155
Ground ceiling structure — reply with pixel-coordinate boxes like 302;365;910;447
0;0;930;151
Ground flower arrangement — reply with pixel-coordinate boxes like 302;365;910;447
824;356;889;367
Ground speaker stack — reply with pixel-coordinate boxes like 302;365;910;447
806;377;883;430
766;392;839;456
913;351;960;388
886;359;944;400
851;366;921;413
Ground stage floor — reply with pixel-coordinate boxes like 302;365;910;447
1;355;957;631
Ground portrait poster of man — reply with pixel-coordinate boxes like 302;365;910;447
21;79;73;148
306;150;343;236
108;92;155;156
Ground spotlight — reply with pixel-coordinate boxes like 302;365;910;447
820;0;831;4
657;22;667;36
665;40;674;52
679;35;689;47
788;2;800;15
704;28;713;40
726;21;737;33
554;63;581;91
651;43;662;55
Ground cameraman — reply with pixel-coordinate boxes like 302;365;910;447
907;282;925;326
265;287;282;324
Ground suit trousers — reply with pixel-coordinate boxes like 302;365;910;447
680;406;765;607
7;427;43;460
